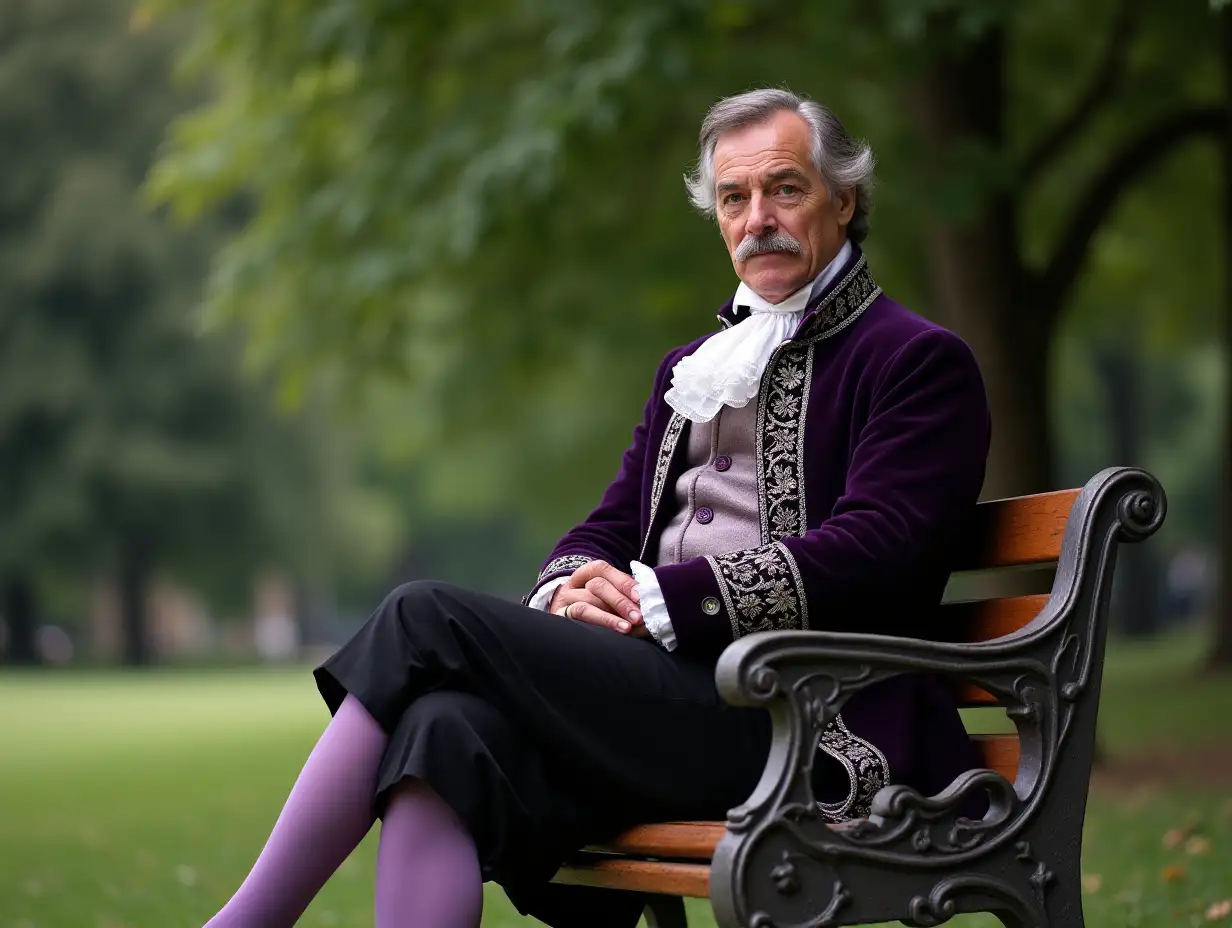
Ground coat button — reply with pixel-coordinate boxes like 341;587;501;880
695;506;714;524
702;597;721;615
714;455;732;472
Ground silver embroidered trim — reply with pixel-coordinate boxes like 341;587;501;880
813;284;881;344
638;411;687;560
755;343;813;542
782;544;810;632
799;254;880;343
752;256;880;546
536;554;594;583
816;713;891;822
705;541;808;638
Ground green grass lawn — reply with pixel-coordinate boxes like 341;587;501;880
1;629;1229;927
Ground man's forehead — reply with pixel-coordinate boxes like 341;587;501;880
712;112;816;183
714;153;814;187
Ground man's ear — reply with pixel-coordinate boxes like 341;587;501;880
835;187;857;226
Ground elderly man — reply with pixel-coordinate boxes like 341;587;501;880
202;89;990;928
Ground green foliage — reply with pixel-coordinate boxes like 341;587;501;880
1051;136;1222;551
146;0;1224;543
0;0;397;617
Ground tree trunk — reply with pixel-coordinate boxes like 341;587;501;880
925;229;1054;498
1213;6;1232;670
1;575;39;665
1095;342;1163;637
910;22;1054;499
120;535;153;666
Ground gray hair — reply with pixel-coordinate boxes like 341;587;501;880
684;89;875;243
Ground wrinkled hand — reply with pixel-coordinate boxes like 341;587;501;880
549;560;648;636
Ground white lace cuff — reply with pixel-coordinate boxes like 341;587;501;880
630;560;677;652
527;577;569;612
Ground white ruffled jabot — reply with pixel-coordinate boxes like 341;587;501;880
664;241;852;424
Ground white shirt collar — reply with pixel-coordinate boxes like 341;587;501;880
732;239;853;317
663;240;856;424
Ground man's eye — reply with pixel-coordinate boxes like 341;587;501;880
778;184;797;196
725;193;744;204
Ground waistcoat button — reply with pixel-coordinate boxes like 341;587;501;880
695;506;714;524
714;455;732;472
701;597;721;615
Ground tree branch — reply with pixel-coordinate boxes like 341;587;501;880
1034;105;1226;317
1019;0;1137;186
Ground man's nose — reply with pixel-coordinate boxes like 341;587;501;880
744;193;776;237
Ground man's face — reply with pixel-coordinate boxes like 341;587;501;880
713;110;855;303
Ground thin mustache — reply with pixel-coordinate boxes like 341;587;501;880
734;233;803;261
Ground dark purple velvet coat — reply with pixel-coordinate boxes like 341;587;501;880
527;246;992;808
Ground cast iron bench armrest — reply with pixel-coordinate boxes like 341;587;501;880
707;466;1165;928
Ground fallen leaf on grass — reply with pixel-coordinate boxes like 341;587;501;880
1082;874;1103;893
1162;864;1186;883
1186;835;1212;855
1208;899;1232;921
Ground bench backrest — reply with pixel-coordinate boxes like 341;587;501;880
945;488;1081;780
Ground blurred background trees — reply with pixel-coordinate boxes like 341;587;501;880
1;0;1229;666
0;0;399;665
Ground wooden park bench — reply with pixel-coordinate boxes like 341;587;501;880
553;466;1166;927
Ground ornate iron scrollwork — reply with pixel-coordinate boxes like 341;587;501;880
709;467;1166;928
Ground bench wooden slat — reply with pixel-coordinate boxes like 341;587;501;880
554;858;711;897
941;594;1049;641
976;732;1019;779
935;596;1050;705
959;685;1011;706
577;735;1019;863
588;820;724;860
952;489;1077;570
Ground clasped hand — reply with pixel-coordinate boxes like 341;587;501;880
548;560;648;637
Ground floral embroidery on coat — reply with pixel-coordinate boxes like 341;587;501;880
535;555;594;583
706;541;809;638
639;411;688;560
817;714;891;822
756;347;814;543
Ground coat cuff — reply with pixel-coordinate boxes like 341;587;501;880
521;554;596;606
652;556;734;658
654;542;811;657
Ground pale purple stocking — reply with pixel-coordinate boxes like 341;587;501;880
204;694;387;928
374;780;484;928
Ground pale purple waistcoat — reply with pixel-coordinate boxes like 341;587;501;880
655;399;761;567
